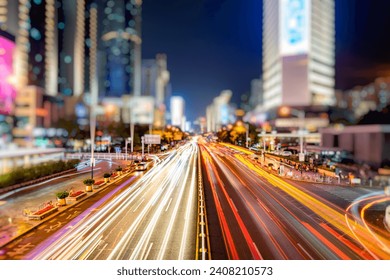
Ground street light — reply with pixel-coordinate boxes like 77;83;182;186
125;137;131;161
89;6;98;180
245;123;249;148
279;106;306;162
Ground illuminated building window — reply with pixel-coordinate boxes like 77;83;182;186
64;55;72;63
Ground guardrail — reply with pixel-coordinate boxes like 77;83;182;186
66;153;145;161
196;151;211;260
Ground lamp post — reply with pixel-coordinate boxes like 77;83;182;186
245;123;249;148
89;6;98;180
261;130;266;164
279;106;306;162
141;136;145;159
125;137;131;161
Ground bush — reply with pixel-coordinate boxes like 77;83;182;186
103;173;111;178
83;178;95;186
56;191;69;199
116;166;122;171
0;159;81;189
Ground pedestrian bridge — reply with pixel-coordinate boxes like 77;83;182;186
65;152;143;161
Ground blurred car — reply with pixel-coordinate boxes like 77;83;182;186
281;151;292;156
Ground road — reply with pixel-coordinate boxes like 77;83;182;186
27;141;199;260
199;140;390;259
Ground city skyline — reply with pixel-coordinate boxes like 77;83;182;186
0;0;389;268
142;0;390;121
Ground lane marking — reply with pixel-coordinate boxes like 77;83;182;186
165;198;172;212
143;242;153;260
132;199;145;213
297;242;314;260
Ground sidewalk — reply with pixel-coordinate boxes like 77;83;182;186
255;154;383;189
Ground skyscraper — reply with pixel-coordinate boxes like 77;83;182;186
170;96;185;128
262;0;335;111
100;0;142;98
12;0;65;146
142;53;170;128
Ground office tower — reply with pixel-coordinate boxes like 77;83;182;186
262;0;335;111
0;0;18;34
206;90;233;132
12;0;62;146
0;0;8;31
142;53;170;128
100;0;142;98
170;96;185;128
44;0;57;96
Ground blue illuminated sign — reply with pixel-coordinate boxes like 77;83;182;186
280;0;310;56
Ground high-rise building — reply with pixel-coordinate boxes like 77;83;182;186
249;79;263;110
142;53;170;128
11;0;66;146
262;0;335;111
206;90;234;132
100;0;142;98
170;96;185;128
0;0;18;35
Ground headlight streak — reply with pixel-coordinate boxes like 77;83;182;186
129;149;190;260
107;142;198;260
29;176;139;259
157;143;198;260
179;144;198;260
31;143;198;260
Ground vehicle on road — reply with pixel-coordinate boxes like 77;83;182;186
135;161;151;171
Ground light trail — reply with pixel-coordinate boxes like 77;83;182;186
203;143;337;259
29;141;199;260
345;192;390;258
224;144;390;259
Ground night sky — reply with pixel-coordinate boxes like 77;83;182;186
141;0;390;122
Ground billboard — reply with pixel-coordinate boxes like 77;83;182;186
0;35;16;115
144;134;161;145
280;0;310;56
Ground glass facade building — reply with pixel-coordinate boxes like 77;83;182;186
100;0;142;98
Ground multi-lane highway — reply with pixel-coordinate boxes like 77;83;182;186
0;138;388;260
28;141;199;260
199;140;390;259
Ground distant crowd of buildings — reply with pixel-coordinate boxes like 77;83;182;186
0;0;389;168
0;0;190;151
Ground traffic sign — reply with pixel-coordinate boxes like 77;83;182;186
144;134;161;144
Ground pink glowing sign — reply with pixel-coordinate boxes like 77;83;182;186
0;36;16;115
